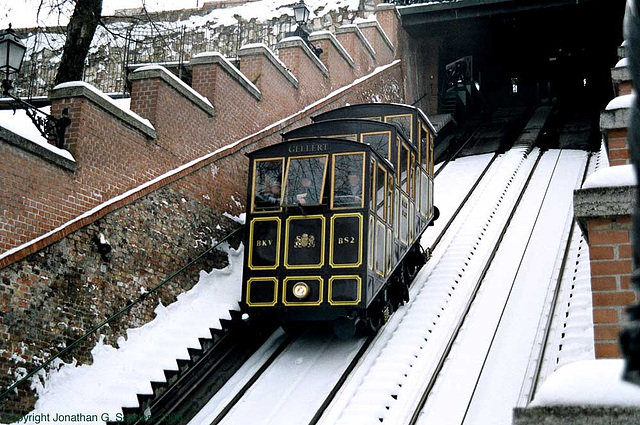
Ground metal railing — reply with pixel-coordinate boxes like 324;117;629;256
12;15;297;98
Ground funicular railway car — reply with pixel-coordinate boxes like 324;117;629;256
241;103;438;337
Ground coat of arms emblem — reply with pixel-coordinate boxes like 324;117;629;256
294;233;315;248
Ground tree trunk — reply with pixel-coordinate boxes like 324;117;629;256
54;0;103;85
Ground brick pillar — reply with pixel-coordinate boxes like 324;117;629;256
575;182;637;358
375;3;401;57
601;102;631;166
601;42;632;166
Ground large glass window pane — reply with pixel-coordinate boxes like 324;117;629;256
284;156;327;206
362;132;391;161
376;166;386;220
253;158;284;212
385;114;412;141
420;172;429;215
333;153;365;209
387;175;394;225
430;135;434;176
400;144;409;193
420;126;428;169
370;159;376;212
410;153;416;198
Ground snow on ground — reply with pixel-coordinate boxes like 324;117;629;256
2;243;244;425
582;163;637;189
531;359;640;407
1;141;636;423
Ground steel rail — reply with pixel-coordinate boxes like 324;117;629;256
430;152;499;253
308;334;377;425
434;122;485;178
408;149;545;425
525;151;594;403
209;334;296;425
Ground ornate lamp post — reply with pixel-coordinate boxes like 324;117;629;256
293;0;311;29
0;25;70;149
290;1;322;57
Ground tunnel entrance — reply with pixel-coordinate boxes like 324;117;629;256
399;0;626;113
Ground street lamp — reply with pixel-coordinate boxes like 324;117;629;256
293;1;311;26
290;1;322;57
0;25;70;149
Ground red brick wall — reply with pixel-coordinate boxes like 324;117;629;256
191;57;264;140
619;81;633;96
277;41;330;107
358;23;395;66
311;35;356;90
587;216;637;358
336;29;376;76
607;128;630;166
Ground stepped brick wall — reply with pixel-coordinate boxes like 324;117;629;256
574;43;638;359
0;5;410;414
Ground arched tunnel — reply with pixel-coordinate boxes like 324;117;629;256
399;0;626;117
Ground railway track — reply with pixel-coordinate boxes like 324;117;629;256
180;110;528;425
413;149;590;425
321;143;545;425
128;106;580;425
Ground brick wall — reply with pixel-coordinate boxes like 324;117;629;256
586;216;637;357
0;59;406;414
1;6;403;259
606;128;630;166
573;41;636;359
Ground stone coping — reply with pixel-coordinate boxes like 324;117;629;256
190;52;263;100
276;37;330;79
612;65;631;84
601;107;630;130
335;25;377;59
0;127;77;172
573;185;635;241
356;20;396;55
129;65;215;117
376;2;400;16
309;31;355;68
513;405;640;425
50;84;157;139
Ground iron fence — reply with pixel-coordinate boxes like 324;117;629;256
13;16;297;98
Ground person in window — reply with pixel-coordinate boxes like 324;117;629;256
336;171;362;206
256;179;281;209
294;176;318;204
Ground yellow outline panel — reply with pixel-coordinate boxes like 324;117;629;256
284;215;326;269
375;220;386;277
368;214;375;271
248;216;281;271
328;275;362;306
246;277;278;307
329;213;363;268
283;276;324;306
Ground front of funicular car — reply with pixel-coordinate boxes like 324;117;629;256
242;138;370;331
